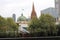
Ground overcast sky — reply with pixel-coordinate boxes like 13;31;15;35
0;0;55;19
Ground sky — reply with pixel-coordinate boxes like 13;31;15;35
0;0;55;20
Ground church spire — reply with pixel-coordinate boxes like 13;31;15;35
32;3;35;11
31;3;37;19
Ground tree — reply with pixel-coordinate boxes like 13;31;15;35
0;16;9;37
0;16;8;32
7;17;18;31
0;16;19;37
28;16;40;33
57;24;60;36
29;14;57;36
6;17;19;37
39;14;57;36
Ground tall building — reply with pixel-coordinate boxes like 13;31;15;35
55;0;60;24
31;3;37;19
55;0;60;21
41;7;58;21
12;14;16;22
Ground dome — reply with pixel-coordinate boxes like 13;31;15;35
17;14;27;21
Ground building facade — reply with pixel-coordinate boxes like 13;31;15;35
41;7;58;21
12;14;16;22
55;0;60;21
55;0;60;24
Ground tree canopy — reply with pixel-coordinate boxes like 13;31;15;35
29;14;57;36
7;17;18;31
29;16;39;33
0;16;18;32
39;14;57;36
0;16;8;32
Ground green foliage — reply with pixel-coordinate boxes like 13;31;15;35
0;16;8;32
29;16;40;33
39;14;57;36
0;16;18;37
7;17;18;31
57;24;60;36
29;14;57;36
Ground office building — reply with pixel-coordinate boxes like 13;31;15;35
12;14;16;22
41;7;58;21
55;0;60;21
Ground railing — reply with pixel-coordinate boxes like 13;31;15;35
0;36;60;40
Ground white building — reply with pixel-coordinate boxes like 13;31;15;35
17;14;30;33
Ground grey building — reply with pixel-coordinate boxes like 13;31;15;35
55;0;60;18
41;7;58;21
12;14;16;22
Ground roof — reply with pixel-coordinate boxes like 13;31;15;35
17;14;27;21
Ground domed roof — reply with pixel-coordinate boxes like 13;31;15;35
17;14;27;21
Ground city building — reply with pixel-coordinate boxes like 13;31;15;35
31;3;37;19
12;14;16;22
41;7;58;21
17;3;37;33
17;13;29;33
17;14;28;27
55;0;60;21
55;0;60;24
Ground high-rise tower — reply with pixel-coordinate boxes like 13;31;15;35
12;14;16;22
55;0;60;21
31;3;37;19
